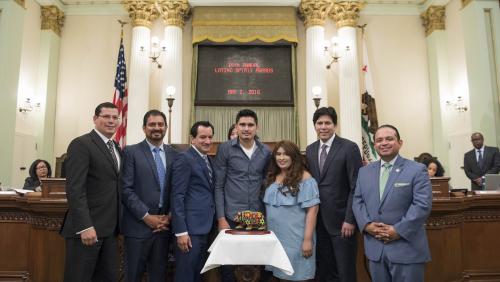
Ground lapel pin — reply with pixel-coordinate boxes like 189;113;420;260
395;168;400;173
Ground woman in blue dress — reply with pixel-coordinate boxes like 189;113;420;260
263;140;320;281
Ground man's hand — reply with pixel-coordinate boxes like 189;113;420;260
364;222;384;237
473;177;483;186
177;234;192;253
341;222;355;238
302;239;313;258
218;217;230;231
377;224;401;243
144;215;168;232
80;227;98;246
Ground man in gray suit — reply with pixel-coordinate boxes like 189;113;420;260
463;132;500;190
353;125;432;282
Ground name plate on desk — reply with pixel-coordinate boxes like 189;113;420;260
40;178;66;198
430;177;450;197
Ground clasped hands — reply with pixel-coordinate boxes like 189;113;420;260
365;222;400;243
144;214;170;233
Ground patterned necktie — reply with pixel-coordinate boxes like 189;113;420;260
379;163;392;200
153;147;166;208
478;150;484;170
319;144;328;174
106;140;118;169
203;155;213;186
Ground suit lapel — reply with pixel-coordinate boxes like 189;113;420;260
90;130;119;175
189;147;214;190
320;137;342;181
309;141;321;180
380;156;405;207
141;140;161;188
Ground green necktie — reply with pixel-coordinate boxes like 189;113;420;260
379;163;392;200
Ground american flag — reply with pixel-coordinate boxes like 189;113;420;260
113;38;128;148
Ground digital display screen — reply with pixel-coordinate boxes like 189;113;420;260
196;45;293;106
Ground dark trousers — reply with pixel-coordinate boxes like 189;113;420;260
124;234;169;282
64;236;118;282
316;218;357;282
174;234;209;282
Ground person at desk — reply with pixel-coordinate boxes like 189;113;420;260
23;159;52;191
464;132;500;190
263;140;320;281
422;158;445;177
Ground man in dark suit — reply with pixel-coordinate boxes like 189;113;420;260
171;121;216;282
61;102;122;282
306;107;362;282
121;110;178;282
464;132;500;190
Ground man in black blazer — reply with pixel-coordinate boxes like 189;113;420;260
61;102;122;282
306;107;362;282
121;110;178;282
464;132;500;190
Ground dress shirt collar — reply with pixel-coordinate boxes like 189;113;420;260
320;134;335;149
146;139;164;152
380;155;398;168
94;129;113;145
191;145;207;158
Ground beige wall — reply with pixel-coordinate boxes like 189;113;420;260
51;9;434;165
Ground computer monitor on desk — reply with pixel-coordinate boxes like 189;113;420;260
485;174;500;191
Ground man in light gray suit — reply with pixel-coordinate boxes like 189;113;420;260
352;125;432;281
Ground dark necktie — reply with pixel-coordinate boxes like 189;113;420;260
106;140;118;169
153;147;166;208
319;144;328;174
203;155;213;186
478;149;484;170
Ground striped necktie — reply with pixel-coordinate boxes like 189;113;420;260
153;147;166;208
203;155;213;185
379;163;392;200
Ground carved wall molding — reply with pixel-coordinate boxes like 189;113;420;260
298;0;334;28
329;1;364;29
461;0;473;8
30;215;63;231
156;0;191;28
426;213;464;228
123;0;159;28
0;212;30;223
41;5;65;37
420;5;445;37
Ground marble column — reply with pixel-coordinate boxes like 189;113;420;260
299;0;333;145
157;0;190;144
461;0;500;145
123;0;158;144
330;1;364;149
36;5;64;165
0;0;25;185
421;6;450;170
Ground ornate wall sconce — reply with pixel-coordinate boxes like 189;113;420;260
446;96;468;112
140;36;166;69
18;98;40;113
324;36;350;69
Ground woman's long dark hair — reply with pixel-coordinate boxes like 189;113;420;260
265;140;305;196
28;159;52;180
422;158;445;177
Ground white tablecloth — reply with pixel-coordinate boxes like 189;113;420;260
201;229;294;275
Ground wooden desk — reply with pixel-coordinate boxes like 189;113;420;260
2;191;500;281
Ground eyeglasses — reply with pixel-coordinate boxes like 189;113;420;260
36;166;48;170
98;115;121;121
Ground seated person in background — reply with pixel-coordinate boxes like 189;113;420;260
263;140;320;281
23;159;52;191
423;158;445;177
227;123;238;140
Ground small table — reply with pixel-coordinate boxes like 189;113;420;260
201;230;293;281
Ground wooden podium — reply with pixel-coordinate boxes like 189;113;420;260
430;176;450;197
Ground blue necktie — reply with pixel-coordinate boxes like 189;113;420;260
203;155;213;186
153;147;166;208
478;150;484;171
